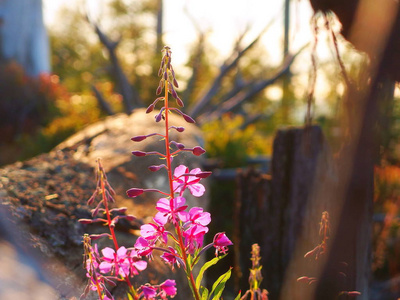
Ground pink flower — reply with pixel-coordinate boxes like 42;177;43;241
183;224;208;254
155;196;188;224
141;285;157;299
134;237;153;257
159;279;177;298
140;217;168;245
99;247;130;277
128;249;148;275
160;246;180;269
213;232;233;256
173;165;205;197
184;207;211;227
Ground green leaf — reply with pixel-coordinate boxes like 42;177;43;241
200;286;209;300
195;254;227;290
209;268;232;300
234;291;242;300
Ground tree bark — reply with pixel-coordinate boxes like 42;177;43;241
0;0;49;76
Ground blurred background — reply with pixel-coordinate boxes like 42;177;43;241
0;0;399;298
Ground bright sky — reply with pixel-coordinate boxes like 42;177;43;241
43;0;351;113
42;0;315;67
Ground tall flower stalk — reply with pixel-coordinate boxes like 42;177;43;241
80;46;233;300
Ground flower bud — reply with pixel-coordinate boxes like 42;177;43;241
155;112;163;122
156;85;162;95
110;207;128;214
173;78;179;88
182;113;195;123
127;188;144;198
146;103;155;114
148;164;165;172
131;135;147;142
78;219;93;224
90;233;112;240
176;97;184;107
192;146;206;156
132;151;147;157
195;171;212;178
346;291;361;296
169;126;185;132
171;88;178;99
125;215;136;221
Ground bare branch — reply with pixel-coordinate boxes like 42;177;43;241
197;46;306;124
189;19;276;119
87;18;143;113
91;85;115;116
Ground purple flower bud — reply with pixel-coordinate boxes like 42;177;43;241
156;85;162;95
132;151;147;157
192;146;206;156
78;219;93;224
131;135;147;142
155;112;163;122
158;67;163;77
125;215;136;221
164;71;168;80
146;103;155;113
182;113;195;123
169;126;185;132
173;78;179;88
148;164;166;172
195;171;212;178
110;207;128;214
170;141;185;150
127;188;144;198
171;88;178;99
90;233;112;240
87;192;97;205
176;97;184;107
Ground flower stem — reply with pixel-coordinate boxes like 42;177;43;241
163;73;200;300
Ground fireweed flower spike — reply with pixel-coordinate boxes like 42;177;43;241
81;47;233;300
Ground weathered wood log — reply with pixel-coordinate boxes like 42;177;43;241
234;125;337;299
0;108;206;299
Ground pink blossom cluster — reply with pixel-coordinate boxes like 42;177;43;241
80;46;232;300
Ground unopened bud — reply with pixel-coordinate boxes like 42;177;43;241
155;112;163;122
182;113;195;123
110;207;128;214
131;135;147;142
126;188;144;198
146;104;155;114
156;86;162;95
90;233;111;240
132;151;147;157
78;219;93;224
171;88;178;99
176;97;184;107
195;171;212;178
173;78;179;88
346;291;361;297
148;164;165;172
125;215;136;221
192;146;206;156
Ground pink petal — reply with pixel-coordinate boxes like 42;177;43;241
188;183;205;197
173;165;188;178
117;246;127;258
101;247;116;259
154;212;168;225
134;260;148;271
99;261;113;274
